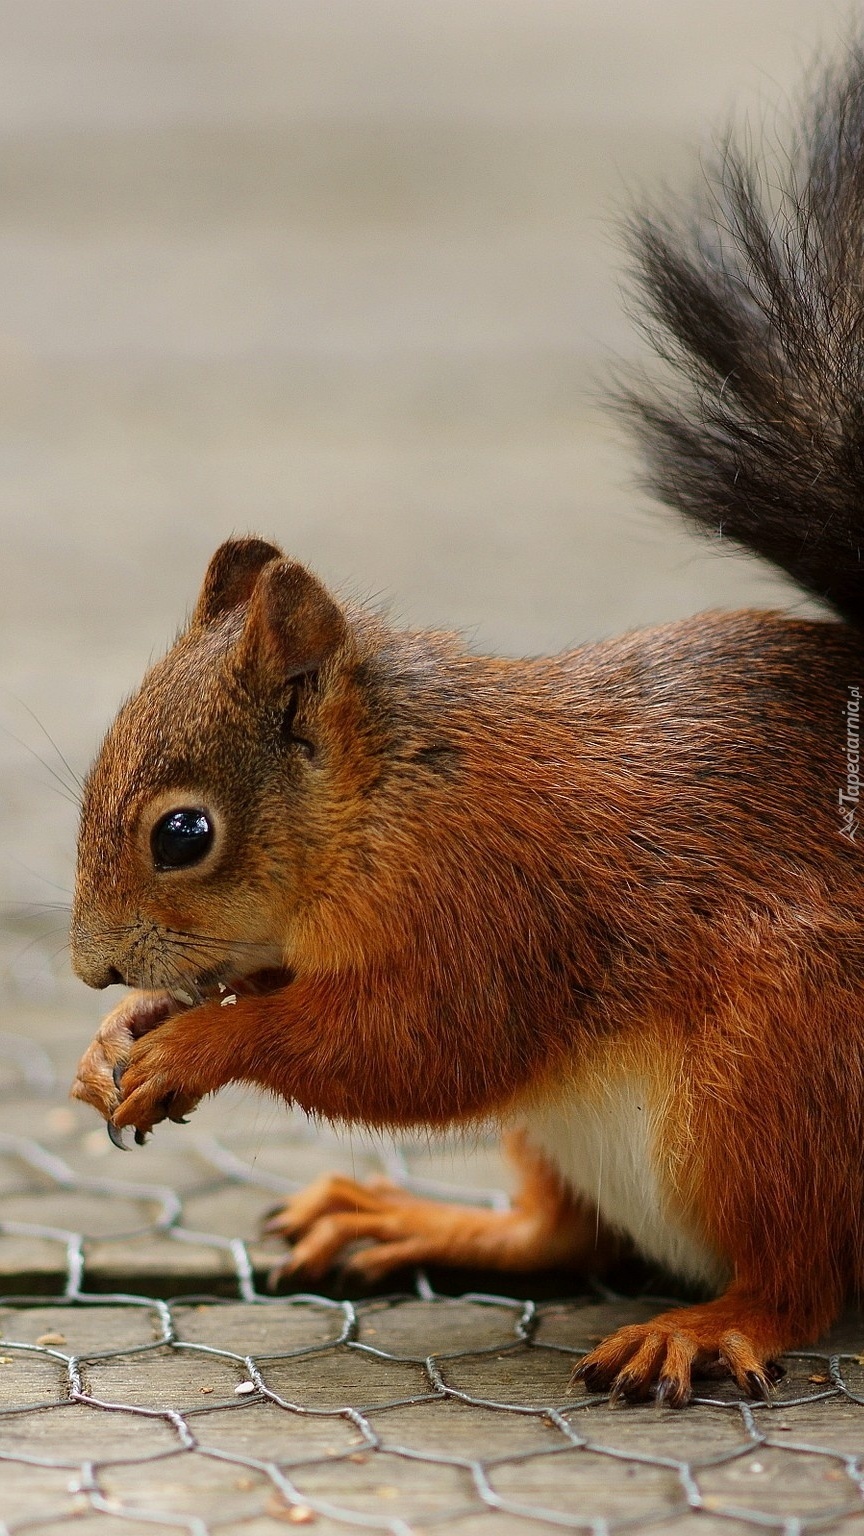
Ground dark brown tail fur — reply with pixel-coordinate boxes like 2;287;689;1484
624;46;864;628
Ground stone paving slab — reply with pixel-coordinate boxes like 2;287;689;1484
0;1296;864;1533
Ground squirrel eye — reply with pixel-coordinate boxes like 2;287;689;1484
151;808;214;871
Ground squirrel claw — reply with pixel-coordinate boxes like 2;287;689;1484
744;1368;774;1402
571;1358;604;1394
107;1121;129;1150
266;1258;294;1293
263;1210;295;1236
654;1375;690;1409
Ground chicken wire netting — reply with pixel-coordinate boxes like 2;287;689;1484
3;993;864;1536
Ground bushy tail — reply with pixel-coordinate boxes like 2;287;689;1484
625;46;864;627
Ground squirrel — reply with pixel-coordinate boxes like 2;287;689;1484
69;46;864;1408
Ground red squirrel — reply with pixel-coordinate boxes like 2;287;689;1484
70;49;864;1407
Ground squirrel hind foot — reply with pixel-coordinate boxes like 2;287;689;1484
572;1305;789;1408
262;1169;601;1289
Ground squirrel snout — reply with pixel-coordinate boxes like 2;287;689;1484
75;961;125;991
69;908;127;990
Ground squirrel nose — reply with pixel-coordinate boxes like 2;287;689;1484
68;910;127;989
78;963;124;990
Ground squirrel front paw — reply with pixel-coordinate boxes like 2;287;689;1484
71;990;199;1144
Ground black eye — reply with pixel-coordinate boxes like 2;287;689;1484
151;808;214;870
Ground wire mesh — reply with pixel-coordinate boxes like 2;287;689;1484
1;1011;864;1535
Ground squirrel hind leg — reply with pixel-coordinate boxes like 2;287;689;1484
263;1129;619;1288
573;1293;793;1408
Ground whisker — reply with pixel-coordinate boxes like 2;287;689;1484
0;900;72;913
88;922;272;957
3;856;74;897
162;953;204;1004
79;922;279;996
34;779;80;810
0;722;82;806
164;929;276;953
7;925;72;965
8;696;86;793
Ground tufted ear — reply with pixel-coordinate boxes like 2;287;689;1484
193;537;284;627
234;557;350;693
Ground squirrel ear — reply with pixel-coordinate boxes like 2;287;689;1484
235;558;350;690
193;537;284;627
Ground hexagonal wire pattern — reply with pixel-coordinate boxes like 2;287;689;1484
1;1026;864;1536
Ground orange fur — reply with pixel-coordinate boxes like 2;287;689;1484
69;577;864;1404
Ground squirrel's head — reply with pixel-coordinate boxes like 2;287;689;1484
70;537;363;1001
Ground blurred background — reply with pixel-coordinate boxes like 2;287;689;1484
0;0;848;1046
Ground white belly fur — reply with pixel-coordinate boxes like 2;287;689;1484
518;1073;729;1292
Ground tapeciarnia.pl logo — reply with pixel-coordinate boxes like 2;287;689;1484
839;685;861;842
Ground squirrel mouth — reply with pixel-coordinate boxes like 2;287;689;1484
165;966;293;1011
